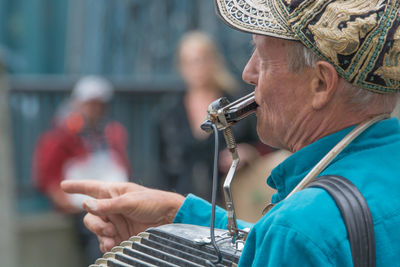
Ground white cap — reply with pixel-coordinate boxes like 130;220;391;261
71;76;113;103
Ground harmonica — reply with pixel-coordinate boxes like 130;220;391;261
201;92;257;132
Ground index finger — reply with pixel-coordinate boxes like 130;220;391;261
61;180;110;199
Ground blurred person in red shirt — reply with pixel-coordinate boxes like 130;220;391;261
32;75;131;264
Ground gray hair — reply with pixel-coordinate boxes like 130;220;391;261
286;41;398;113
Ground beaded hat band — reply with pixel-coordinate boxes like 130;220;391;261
214;0;400;93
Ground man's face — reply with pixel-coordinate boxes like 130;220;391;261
242;35;314;151
79;99;107;127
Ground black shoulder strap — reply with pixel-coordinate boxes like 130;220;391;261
308;175;375;267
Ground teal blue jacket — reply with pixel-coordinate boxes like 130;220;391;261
173;118;400;266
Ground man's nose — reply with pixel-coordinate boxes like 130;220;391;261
242;52;258;86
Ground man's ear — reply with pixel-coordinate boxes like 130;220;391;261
310;61;339;110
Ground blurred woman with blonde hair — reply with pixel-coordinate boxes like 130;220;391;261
158;31;262;201
176;31;238;139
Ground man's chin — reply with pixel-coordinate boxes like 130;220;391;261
256;127;269;146
257;128;282;150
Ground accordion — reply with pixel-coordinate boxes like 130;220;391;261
90;224;243;267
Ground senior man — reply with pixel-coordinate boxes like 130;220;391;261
62;0;400;266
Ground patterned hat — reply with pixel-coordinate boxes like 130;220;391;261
214;0;400;93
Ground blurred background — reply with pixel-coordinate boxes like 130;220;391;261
0;0;273;266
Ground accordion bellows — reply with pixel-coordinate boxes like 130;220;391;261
90;224;242;267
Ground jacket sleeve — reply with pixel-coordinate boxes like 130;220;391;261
173;194;254;230
239;222;351;266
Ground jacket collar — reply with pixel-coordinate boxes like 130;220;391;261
266;118;399;203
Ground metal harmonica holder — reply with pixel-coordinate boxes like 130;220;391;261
201;92;257;244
